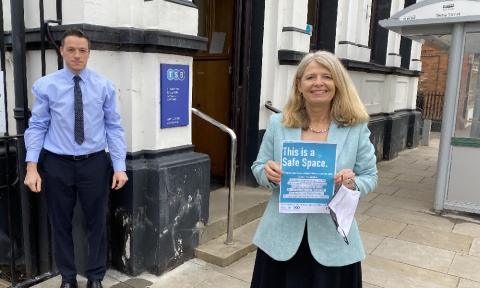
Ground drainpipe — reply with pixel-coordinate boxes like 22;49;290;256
0;0;8;136
56;0;63;68
10;1;28;133
10;0;36;278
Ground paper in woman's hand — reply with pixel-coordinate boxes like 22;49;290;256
328;185;360;244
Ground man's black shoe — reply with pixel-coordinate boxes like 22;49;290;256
87;280;103;288
60;281;77;288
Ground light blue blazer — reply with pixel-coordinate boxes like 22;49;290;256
251;113;378;266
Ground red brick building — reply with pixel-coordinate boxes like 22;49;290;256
418;44;449;94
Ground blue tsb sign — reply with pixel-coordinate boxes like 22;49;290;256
160;64;189;128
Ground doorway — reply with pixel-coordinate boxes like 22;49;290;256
193;0;235;188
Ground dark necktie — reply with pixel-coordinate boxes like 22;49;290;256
73;75;85;144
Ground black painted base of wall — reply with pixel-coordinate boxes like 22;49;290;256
370;110;421;161
368;115;387;161
110;146;210;276
432;120;442;132
407;111;422;148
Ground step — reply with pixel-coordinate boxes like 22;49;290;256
195;219;260;267
198;186;271;244
0;278;10;288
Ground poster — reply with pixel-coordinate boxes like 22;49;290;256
160;64;189;128
280;141;337;213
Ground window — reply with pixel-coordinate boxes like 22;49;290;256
307;0;337;53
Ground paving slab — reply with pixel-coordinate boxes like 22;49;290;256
395;174;425;184
449;254;480;282
453;222;480;238
398;225;472;253
459;278;480;288
370;194;432;213
147;260;229;288
377;177;397;186
194;272;250;288
205;251;256;283
355;213;371;224
0;279;10;288
363;283;383;288
359;217;407;238
419;177;437;186
393;187;435;203
365;205;455;232
470;238;480;257
363;255;458;288
387;167;436;178
377;170;400;179
389;179;436;193
360;191;380;203
360;231;385;254
371;238;455;273
357;201;374;214
373;183;400;195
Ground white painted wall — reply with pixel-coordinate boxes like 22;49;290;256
4;0;198;36
259;0;284;129
336;0;372;62
386;0;405;67
410;41;423;71
260;0;420;131
350;71;385;115
260;0;311;129
2;1;10;31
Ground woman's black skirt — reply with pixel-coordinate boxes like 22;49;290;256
250;229;362;288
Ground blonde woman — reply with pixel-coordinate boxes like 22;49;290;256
250;51;377;288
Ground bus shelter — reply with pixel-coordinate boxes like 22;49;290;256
381;0;480;213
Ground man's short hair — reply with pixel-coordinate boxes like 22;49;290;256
61;29;91;48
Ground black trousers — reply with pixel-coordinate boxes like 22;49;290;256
250;228;362;288
40;150;111;282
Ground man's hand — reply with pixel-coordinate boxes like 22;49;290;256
24;162;42;193
111;171;128;190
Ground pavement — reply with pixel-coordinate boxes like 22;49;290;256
32;133;480;288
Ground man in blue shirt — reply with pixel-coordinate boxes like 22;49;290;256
24;29;128;288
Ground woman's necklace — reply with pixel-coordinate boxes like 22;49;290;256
308;126;329;134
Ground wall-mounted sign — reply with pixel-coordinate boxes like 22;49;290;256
160;64;189;128
399;0;480;22
0;72;5;134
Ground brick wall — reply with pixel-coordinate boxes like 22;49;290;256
418;44;449;93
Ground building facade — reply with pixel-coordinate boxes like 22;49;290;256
2;0;421;278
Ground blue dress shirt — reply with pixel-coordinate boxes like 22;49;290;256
25;68;126;171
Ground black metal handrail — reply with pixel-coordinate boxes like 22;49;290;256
264;100;281;113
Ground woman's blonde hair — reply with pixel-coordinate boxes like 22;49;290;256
283;50;369;128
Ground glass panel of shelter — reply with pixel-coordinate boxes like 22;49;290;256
455;32;480;139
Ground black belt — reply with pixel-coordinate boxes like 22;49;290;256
46;150;104;161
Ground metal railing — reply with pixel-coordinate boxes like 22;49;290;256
265;100;281;113
417;91;444;121
1;135;21;286
191;108;237;245
0;134;57;287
